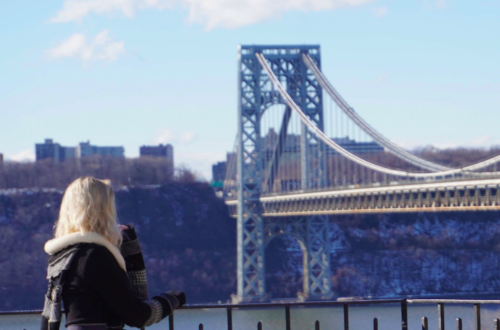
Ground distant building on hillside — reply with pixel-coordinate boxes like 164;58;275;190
140;144;174;179
76;141;124;159
212;152;237;183
36;139;124;162
329;137;384;155
61;147;76;161
260;129;383;155
212;161;227;182
36;139;63;163
140;144;174;163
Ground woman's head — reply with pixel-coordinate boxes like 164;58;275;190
55;177;122;246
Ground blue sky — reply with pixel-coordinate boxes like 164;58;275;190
1;0;499;179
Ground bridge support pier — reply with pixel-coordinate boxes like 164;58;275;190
235;45;329;303
302;215;333;300
261;215;333;301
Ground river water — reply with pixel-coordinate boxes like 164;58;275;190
3;303;500;330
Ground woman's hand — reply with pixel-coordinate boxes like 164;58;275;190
118;225;129;231
120;224;137;243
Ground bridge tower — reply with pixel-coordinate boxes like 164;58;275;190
235;45;331;302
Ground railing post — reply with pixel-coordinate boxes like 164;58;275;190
199;324;204;330
285;305;291;330
401;300;408;330
438;303;445;330
257;321;262;330
456;318;462;330
169;312;174;330
474;304;481;330
494;318;500;330
343;304;349;330
422;317;428;330
315;320;320;330
227;307;233;330
374;318;378;330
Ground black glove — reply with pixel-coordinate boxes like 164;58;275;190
120;224;149;300
166;291;186;306
121;224;137;242
153;291;186;318
120;224;144;271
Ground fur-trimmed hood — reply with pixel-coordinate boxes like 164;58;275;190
45;232;126;271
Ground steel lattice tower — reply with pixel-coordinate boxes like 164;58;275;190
236;45;331;302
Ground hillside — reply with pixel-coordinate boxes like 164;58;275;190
265;212;500;299
2;183;500;311
0;183;236;311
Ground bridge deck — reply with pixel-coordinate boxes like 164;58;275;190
225;178;500;217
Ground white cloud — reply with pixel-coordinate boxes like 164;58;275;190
51;0;373;29
153;128;198;145
394;139;459;150
375;73;386;83
372;6;386;18
435;0;446;9
153;128;176;144
395;135;500;151
47;30;125;62
468;135;500;147
8;149;35;162
181;0;375;29
425;0;448;10
179;130;196;144
152;129;213;178
176;151;225;180
50;0;172;23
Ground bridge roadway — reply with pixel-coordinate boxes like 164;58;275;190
225;178;500;217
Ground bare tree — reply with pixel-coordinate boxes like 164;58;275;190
0;156;194;189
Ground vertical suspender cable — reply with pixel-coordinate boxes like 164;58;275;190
256;52;491;179
303;53;500;174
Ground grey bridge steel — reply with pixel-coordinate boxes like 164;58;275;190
227;178;500;217
236;45;330;303
233;45;500;303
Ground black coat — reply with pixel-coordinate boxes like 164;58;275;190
55;243;153;329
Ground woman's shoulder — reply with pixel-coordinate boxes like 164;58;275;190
46;243;120;282
54;243;120;274
80;243;119;264
45;232;126;271
68;244;124;283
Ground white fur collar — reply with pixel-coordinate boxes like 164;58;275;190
44;232;126;271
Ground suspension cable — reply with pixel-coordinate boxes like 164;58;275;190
303;54;448;171
303;54;500;174
256;52;498;179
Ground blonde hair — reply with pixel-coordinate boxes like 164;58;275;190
55;177;122;247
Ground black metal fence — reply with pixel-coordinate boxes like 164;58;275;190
408;299;500;330
3;298;500;330
175;299;406;330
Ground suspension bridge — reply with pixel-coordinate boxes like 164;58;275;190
221;45;500;303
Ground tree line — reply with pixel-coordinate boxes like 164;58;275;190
413;145;500;168
1;146;499;189
0;156;199;189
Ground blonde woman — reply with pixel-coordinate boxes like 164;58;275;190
41;177;185;330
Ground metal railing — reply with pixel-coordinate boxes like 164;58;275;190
408;299;500;330
176;299;405;330
3;298;500;330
